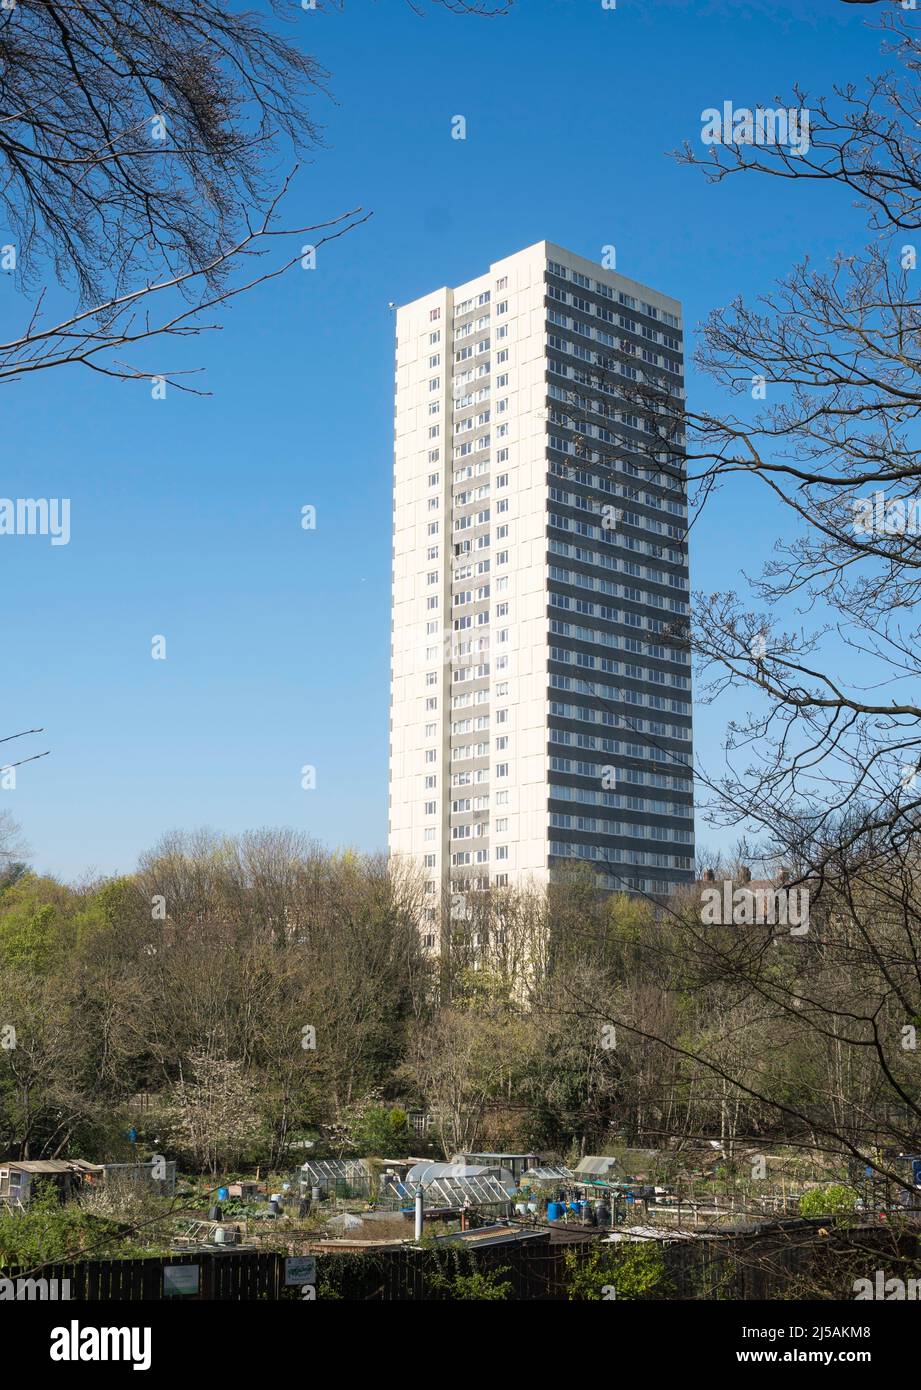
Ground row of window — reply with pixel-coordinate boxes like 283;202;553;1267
452;667;490;688
552;671;689;709
453;685;508;708
453;458;495;483
547;359;683;428
550;683;690;719
549;504;686;549
545;264;681;330
550;616;690;663
547;297;682;358
452;847;510;865
454;314;490;340
549;780;693;818
549;812;692;843
550;561;687;603
547;311;680;369
547;350;682;413
452;769;491;786
550;536;687;583
451;795;490;811
448;732;510;751
551;592;687;637
550;842;693;870
453;288;494;317
451;642;508;667
548;477;686;522
550;721;691;749
595;875;683;894
548;757;691;792
453;357;496;390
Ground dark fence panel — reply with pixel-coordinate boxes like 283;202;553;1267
3;1220;916;1300
1;1250;282;1301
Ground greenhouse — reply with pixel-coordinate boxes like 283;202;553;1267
406;1160;515;1188
381;1170;514;1214
298;1158;373;1200
519;1164;574;1186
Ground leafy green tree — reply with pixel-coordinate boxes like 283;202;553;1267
0;1187;166;1266
566;1241;672;1301
442;1268;513;1300
0;876;77;972
348;1104;411;1157
799;1185;858;1219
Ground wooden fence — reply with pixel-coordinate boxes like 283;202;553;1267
2;1219;917;1300
2;1239;560;1301
1;1250;283;1301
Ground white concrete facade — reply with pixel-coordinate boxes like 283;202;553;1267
389;241;694;947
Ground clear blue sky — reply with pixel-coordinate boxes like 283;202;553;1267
1;0;884;879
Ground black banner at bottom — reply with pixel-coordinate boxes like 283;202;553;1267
3;1297;914;1376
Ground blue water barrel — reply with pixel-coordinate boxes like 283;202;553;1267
217;1186;229;1202
547;1201;563;1221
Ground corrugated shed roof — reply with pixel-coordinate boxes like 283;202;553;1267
0;1159;103;1174
574;1156;619;1177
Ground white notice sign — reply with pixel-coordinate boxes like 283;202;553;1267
285;1256;317;1287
